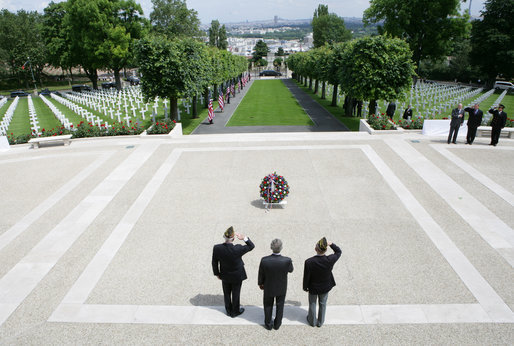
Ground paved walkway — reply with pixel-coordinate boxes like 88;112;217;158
0;131;512;344
192;78;349;134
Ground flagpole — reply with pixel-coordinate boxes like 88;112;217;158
27;57;37;95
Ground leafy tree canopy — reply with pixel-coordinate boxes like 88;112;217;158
150;0;201;38
312;5;352;48
253;39;269;62
364;0;468;71
338;36;415;108
470;0;514;83
208;19;228;50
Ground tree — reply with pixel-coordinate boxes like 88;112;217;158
253;39;269;62
364;0;468;72
42;2;73;79
338;36;415;115
150;0;201;38
0;10;46;88
65;0;112;89
470;0;514;85
273;57;282;70
208;19;228;50
276;47;285;56
100;0;147;89
312;5;352;48
136;36;209;119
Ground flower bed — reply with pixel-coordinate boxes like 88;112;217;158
146;119;176;135
396;116;424;130
367;114;397;130
73;121;145;138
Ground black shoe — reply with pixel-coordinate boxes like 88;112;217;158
264;324;272;330
447;141;451;144
232;308;244;317
452;141;457;144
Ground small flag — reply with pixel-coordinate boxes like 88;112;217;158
208;98;214;123
231;84;235;97
226;86;230;100
21;60;29;70
218;90;224;111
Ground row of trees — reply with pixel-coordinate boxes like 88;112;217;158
288;36;415;116
136;36;247;118
0;0;236;90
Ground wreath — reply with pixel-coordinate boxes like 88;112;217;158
259;172;290;203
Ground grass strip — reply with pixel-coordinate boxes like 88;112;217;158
227;80;313;126
32;97;62;131
7;98;31;135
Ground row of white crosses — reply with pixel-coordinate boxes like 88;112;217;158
0;96;19;136
27;95;41;136
40;95;73;130
481;89;508;124
51;93;109;128
0;97;8;134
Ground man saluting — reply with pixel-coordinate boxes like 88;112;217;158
212;226;254;317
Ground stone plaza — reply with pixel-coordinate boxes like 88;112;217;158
0;127;513;344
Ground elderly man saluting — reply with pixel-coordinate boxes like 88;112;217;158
303;237;342;327
212;226;255;318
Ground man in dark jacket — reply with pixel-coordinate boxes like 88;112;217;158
489;104;507;146
303;237;342;327
212;226;255;317
258;239;294;330
464;103;483;145
448;103;465;144
386;101;396;120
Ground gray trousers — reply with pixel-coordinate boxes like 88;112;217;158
307;292;328;327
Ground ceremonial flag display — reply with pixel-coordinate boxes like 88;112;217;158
231;83;235;97
208;98;214;123
226;86;230;100
218;91;224;111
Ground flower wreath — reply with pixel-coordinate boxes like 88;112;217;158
259;172;290;203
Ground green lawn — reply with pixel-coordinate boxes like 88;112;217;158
226;80;313;126
32;97;62;131
294;81;361;131
7;98;31;135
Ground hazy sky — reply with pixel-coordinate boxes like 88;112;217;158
0;0;487;24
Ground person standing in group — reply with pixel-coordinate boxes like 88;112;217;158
489;104;507;146
403;105;413;120
386;101;396;120
303;237;342;327
464;103;483;145
448;103;464;144
258;239;294;330
212;226;255;317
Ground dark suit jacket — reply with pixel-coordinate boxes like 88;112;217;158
386;102;396;117
403;108;413;119
489;109;507;129
450;108;465;126
212;238;255;283
258;254;293;297
464;107;483;128
303;243;342;294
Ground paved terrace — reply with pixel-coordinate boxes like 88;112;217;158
0;130;513;344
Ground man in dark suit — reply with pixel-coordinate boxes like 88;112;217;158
212;226;255;317
303;237;342;327
258;239;294;330
386;101;396;120
489;104;507;146
448;103;464;144
464;103;483;145
403;105;413;120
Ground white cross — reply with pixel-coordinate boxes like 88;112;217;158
184;103;191;114
108;109;114;119
177;107;181;121
95;118;102;127
123;115;131;127
140;109;146;120
115;110;121;123
131;106;137;118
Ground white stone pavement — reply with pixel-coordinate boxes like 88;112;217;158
0;132;513;344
